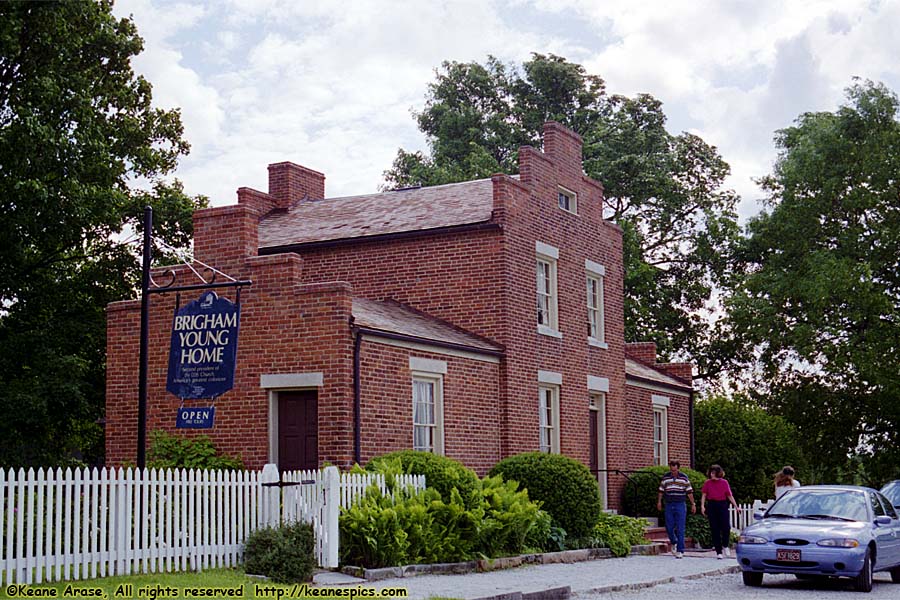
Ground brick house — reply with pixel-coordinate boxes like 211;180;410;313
105;121;693;510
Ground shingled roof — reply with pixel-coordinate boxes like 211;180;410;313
625;358;691;392
258;178;495;250
352;298;503;355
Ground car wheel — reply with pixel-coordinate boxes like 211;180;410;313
890;565;900;583
853;549;873;593
742;571;763;587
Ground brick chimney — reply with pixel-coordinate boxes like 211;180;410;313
625;342;658;365
268;162;325;209
192;204;259;269
542;121;584;169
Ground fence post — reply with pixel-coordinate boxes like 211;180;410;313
260;464;280;528
323;467;340;568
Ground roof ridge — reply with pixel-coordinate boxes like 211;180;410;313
319;177;494;204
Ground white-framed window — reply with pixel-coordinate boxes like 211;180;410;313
587;275;604;341
536;242;560;336
652;406;668;466
538;385;560;453
585;259;606;347
558;186;577;214
412;368;444;454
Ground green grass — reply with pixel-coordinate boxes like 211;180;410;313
0;568;304;598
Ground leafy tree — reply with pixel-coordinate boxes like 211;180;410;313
0;1;205;466
384;54;741;378
726;80;900;484
694;395;806;502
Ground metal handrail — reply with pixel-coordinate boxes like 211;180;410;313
592;469;663;517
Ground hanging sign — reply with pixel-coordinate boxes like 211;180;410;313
166;291;240;400
176;406;216;429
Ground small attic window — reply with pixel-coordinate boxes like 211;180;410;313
558;186;577;214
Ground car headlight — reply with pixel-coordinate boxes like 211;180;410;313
817;538;860;548
738;535;768;544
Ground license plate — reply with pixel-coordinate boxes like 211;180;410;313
777;549;802;562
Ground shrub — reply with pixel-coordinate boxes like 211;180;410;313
620;465;705;523
585;513;648;557
147;430;244;470
339;474;548;568
367;450;479;506
685;514;712;549
489;452;600;539
523;509;553;552
340;485;477;567
243;522;316;583
476;475;545;557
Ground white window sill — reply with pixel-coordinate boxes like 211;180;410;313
588;337;608;349
538;325;563;339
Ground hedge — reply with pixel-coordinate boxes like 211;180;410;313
489;452;600;539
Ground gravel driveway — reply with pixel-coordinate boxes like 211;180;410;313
578;571;898;599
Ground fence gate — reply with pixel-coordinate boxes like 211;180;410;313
261;465;339;568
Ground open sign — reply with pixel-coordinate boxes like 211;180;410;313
176;406;215;429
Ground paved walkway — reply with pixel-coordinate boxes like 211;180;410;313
315;551;742;599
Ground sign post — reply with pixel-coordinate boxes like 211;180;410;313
137;206;152;468
136;206;250;466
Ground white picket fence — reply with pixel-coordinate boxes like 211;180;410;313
729;499;769;532
0;465;426;585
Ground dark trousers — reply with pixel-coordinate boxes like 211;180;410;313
707;500;731;553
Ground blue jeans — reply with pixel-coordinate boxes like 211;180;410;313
665;501;687;552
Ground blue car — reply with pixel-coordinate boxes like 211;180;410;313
882;481;900;511
736;485;900;592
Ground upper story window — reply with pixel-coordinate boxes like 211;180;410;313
536;242;560;337
558;186;577;214
585;259;606;347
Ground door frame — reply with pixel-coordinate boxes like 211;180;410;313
590;393;608;510
261;372;324;467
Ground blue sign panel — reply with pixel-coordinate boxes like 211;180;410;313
176;406;215;429
166;291;240;400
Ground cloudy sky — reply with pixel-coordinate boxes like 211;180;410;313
114;0;900;222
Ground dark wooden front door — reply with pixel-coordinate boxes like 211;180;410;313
278;391;318;471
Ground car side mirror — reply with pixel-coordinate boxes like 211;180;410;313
874;516;892;526
753;511;765;521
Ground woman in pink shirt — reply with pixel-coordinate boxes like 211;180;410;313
701;464;739;559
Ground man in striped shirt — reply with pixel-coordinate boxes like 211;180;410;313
656;460;697;558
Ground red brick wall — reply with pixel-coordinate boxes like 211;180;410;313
500;125;627;497
295;230;506;343
611;384;691;508
358;341;502;474
105;253;356;469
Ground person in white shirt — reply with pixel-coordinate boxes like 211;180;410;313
774;466;801;499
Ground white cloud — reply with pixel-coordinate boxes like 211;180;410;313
112;0;900;219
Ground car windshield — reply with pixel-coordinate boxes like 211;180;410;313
882;483;900;507
765;489;868;522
